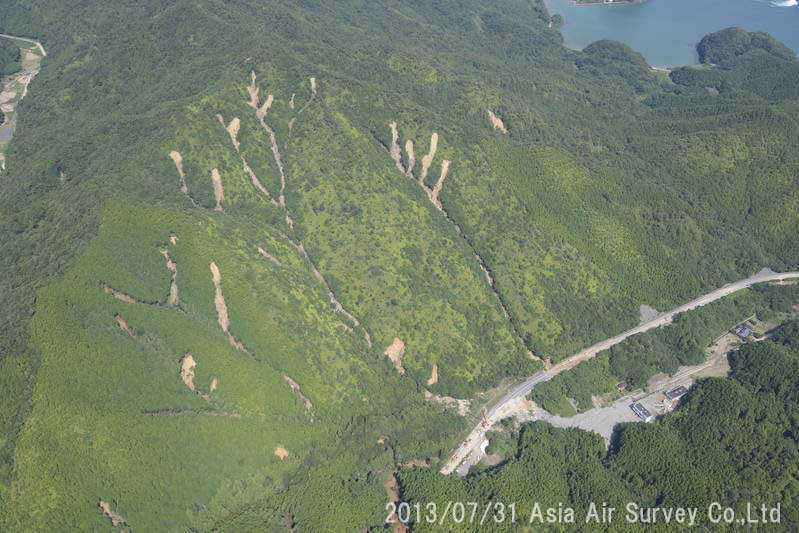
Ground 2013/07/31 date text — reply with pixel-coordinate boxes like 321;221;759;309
386;501;518;526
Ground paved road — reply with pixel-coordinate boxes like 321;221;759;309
441;268;799;475
0;34;47;57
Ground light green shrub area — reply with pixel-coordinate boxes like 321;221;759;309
1;205;465;530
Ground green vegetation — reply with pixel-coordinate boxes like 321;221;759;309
674;27;799;100
1;205;467;530
0;38;21;78
483;419;518;459
533;353;617;416
401;320;799;529
532;285;799;413
0;0;796;529
697;27;795;67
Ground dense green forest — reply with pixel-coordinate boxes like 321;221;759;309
0;0;797;529
673;27;799;101
401;320;799;530
697;27;795;67
532;284;799;415
1;205;470;530
0;38;21;78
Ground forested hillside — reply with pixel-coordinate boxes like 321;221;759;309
401;320;799;530
676;26;799;100
532;284;799;415
0;0;797;529
0;38;20;78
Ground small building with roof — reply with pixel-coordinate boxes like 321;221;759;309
734;325;752;340
630;402;653;423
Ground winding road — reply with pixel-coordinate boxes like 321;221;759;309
441;268;799;475
0;34;47;57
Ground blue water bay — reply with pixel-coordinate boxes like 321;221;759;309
544;0;799;66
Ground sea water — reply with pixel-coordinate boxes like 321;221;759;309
544;0;799;67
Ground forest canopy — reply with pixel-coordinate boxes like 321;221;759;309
697;27;795;67
0;0;797;530
0;38;20;78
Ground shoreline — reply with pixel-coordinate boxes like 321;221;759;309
544;0;798;66
541;0;701;68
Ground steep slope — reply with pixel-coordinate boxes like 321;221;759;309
2;205;466;530
0;1;797;529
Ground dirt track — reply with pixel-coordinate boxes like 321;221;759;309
0;34;46;57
